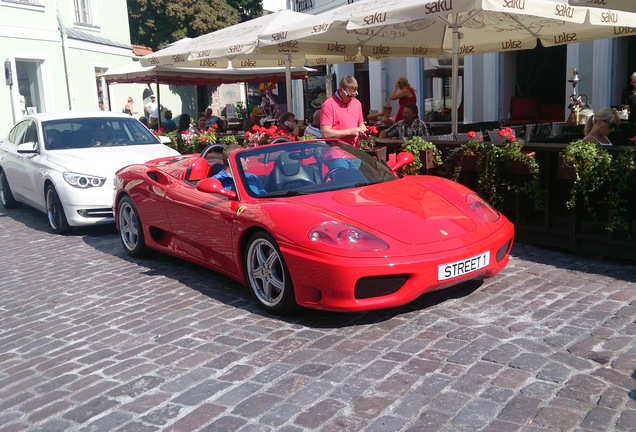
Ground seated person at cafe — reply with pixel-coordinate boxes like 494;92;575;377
278;111;301;137
582;107;620;147
367;103;394;128
162;110;177;132
243;106;265;131
212;144;266;195
304;109;322;138
204;107;226;131
190;114;211;135
379;103;429;139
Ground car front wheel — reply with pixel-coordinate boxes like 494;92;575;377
118;195;148;257
245;231;297;314
0;169;19;209
46;185;70;234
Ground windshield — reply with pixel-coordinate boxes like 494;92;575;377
233;140;398;197
42;117;160;150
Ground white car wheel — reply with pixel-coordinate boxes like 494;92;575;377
0;170;19;209
46;185;70;234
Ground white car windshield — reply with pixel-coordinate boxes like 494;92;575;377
43;118;160;150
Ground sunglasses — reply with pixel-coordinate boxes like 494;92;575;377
603;120;618;129
340;88;358;98
383;106;392;110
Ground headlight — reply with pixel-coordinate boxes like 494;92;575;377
466;193;500;223
63;172;107;188
308;221;388;251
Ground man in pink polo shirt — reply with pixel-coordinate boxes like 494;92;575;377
320;75;367;147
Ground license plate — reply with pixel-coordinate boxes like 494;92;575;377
438;251;490;281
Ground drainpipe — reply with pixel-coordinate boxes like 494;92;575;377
57;7;74;110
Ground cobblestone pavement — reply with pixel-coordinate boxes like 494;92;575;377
0;204;635;432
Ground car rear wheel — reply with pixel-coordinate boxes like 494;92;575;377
46;185;70;234
245;231;297;314
118;195;148;257
0;169;19;209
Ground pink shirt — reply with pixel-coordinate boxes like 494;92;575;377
320;93;364;147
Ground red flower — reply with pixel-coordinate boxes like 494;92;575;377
366;125;379;136
467;130;476;139
632;136;636;142
251;125;260;132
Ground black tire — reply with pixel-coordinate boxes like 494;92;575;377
244;231;297;314
0;169;19;209
117;195;149;257
45;185;70;234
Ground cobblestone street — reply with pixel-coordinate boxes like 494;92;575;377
0;204;635;431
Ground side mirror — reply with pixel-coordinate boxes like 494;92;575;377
196;177;237;199
17;141;38;154
388;151;415;172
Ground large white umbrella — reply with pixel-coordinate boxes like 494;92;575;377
258;0;636;133
568;0;636;13
100;62;314;85
138;10;363;110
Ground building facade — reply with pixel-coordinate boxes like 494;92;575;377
0;0;141;135
288;0;636;128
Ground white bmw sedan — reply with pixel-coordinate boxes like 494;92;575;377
0;112;180;233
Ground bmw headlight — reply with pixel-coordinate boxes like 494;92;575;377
308;221;388;251
63;172;107;188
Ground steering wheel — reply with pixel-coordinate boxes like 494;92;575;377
271;137;291;144
322;167;346;183
200;144;226;159
288;149;314;160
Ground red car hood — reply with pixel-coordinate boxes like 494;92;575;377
286;178;478;245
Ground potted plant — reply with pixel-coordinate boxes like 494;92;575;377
243;125;297;146
559;139;612;215
218;134;239;146
606;147;636;233
400;136;442;175
445;129;542;210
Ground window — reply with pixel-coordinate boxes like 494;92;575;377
0;0;43;11
95;67;108;110
74;0;92;25
16;59;44;116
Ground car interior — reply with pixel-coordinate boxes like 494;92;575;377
43;118;159;150
188;141;394;196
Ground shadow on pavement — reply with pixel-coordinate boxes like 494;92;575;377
77;221;483;328
511;242;636;283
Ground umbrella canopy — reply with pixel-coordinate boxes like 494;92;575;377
101;62;313;85
258;0;636;133
569;0;636;13
138;10;365;110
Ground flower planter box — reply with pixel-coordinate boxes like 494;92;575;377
505;151;537;175
454;154;479;172
364;146;387;162
557;154;576;180
419;148;437;170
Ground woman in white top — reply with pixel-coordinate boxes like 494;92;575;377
582;107;620;146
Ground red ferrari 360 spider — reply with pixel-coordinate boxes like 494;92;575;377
114;140;514;314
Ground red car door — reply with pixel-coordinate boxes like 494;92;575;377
164;181;242;277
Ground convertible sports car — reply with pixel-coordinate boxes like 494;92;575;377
114;140;514;314
0;112;179;233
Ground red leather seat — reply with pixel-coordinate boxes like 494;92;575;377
187;157;210;181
